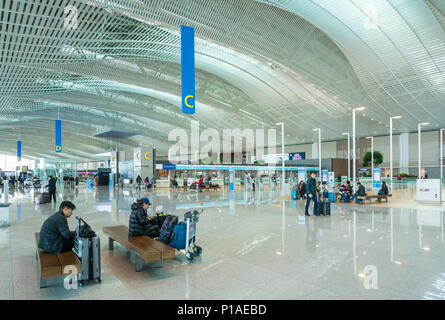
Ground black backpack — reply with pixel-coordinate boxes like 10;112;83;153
155;212;168;229
159;215;178;244
75;217;96;238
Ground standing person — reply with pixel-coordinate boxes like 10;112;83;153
45;176;57;203
69;176;74;189
75;176;79;186
144;176;149;189
337;174;342;184
136;175;142;191
38;201;76;253
305;172;319;216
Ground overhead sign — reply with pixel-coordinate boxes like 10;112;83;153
17;140;21;161
55;120;62;153
373;168;381;189
322;169;328;182
328;172;335;185
417;179;441;203
297;169;306;183
262;153;286;164
133;148;141;167
289;152;305;160
162;164;176;170
181;25;195;114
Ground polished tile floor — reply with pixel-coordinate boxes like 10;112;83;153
1;185;445;300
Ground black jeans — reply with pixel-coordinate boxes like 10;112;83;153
61;237;75;252
50;191;56;202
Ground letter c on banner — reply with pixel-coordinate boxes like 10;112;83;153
184;95;194;108
56;146;62;152
144;152;150;160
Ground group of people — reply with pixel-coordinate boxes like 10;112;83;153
134;175;154;191
63;175;78;188
38;196;159;255
304;171;390;216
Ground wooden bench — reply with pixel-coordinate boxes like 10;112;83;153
35;233;81;288
102;225;176;272
357;194;392;204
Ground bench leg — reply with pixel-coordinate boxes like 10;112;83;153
108;237;114;250
135;254;144;272
40;278;48;288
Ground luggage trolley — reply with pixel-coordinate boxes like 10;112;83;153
182;209;203;262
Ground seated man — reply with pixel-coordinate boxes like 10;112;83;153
321;181;329;201
340;181;353;202
171;178;178;190
38;201;76;254
129;198;160;238
351;182;367;203
377;181;389;202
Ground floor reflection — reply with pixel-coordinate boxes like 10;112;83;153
0;185;445;299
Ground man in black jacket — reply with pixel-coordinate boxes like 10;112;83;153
305;172;319;216
378;181;389;195
45;176;57;203
351;182;366;203
38;201;76;253
129;197;160;237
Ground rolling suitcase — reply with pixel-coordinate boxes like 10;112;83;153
74;217;101;286
291;190;297;200
316;201;324;216
35;192;50;204
328;192;336;202
323;202;331;216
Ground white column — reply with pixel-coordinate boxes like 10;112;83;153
418;124;421;178
399;133;409;174
311;142;318;159
390;118;393;189
318;129;321;179
281;123;285;188
371;136;374;180
347;134;350;180
353;111;356;188
441;129;444;181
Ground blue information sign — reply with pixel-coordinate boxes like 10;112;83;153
181;25;195;114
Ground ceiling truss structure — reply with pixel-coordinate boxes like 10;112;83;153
0;0;444;161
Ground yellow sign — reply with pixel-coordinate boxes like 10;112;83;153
184;95;194;108
135;151;140;161
144;152;150;160
56;145;62;151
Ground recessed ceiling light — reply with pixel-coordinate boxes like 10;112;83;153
370;118;374;120
378;121;382;124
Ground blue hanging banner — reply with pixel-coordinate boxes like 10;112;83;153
55;120;62;153
181;25;195;114
17;140;21;161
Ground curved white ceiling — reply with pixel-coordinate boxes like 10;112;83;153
0;0;444;160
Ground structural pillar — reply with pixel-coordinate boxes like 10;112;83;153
311;142;318;159
399;133;409;175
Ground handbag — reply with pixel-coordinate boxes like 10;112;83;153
75;217;96;238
